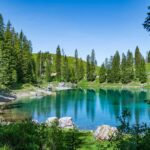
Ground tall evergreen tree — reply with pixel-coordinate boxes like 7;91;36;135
90;49;96;81
55;45;61;81
106;56;113;83
74;49;79;83
135;46;141;79
70;67;76;83
111;51;120;83
62;54;69;82
2;21;17;86
139;57;147;83
86;55;91;81
143;6;150;32
0;14;4;85
147;51;150;63
36;51;42;79
126;50;134;81
121;53;128;84
45;53;52;82
99;63;106;83
79;58;84;81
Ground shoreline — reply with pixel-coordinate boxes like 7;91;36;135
1;81;150;106
0;82;75;106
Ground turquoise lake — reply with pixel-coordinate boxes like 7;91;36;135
11;89;150;130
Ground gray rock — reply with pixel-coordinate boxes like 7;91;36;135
94;125;117;140
45;117;58;126
59;117;74;129
32;119;39;124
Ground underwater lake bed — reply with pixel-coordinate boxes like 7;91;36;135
8;89;150;130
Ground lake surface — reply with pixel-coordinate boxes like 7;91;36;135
10;89;150;130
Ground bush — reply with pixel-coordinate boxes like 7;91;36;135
0;120;82;150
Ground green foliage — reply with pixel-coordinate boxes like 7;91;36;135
86;50;97;82
56;45;62;81
86;55;91;81
0;14;36;88
121;51;134;84
101;48;147;84
139;57;147;83
146;50;150;63
78;58;85;81
143;6;150;32
0;121;82;150
99;63;106;83
74;49;79;83
111;51;121;83
135;46;141;79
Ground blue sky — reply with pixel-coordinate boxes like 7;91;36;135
0;0;150;64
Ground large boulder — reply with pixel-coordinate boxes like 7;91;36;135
45;117;58;126
59;117;74;129
94;125;117;140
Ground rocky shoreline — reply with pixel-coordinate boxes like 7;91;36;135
0;82;76;105
35;116;118;140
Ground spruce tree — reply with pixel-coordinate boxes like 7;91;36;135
121;53;128;84
147;51;150;63
36;51;42;79
111;51;120;83
135;46;141;79
0;14;4;86
70;67;76;83
143;6;150;32
55;45;61;81
86;55;91;81
45;53;52;82
74;49;79;83
126;50;134;82
79;58;84;81
99;63;106;83
91;49;96;81
106;56;113;83
139;57;147;83
62;55;69;82
3;21;17;86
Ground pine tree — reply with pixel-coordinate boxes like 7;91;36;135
121;53;128;84
111;51;120;83
139;57;147;83
135;46;141;79
3;21;17;86
147;51;150;63
106;56;113;83
99;63;106;83
74;49;79;83
0;14;4;86
36;51;42;79
143;6;150;32
55;45;61;81
64;55;70;82
79;58;84;81
90;49;96;81
86;55;91;81
70;67;76;83
62;55;69;82
126;50;134;82
45;53;52;82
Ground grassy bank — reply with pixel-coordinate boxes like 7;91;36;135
77;79;150;90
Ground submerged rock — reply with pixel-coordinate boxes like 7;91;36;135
59;117;74;129
94;125;117;140
45;117;58;126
